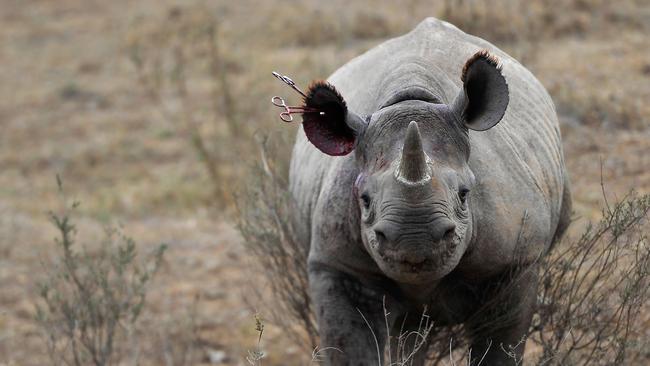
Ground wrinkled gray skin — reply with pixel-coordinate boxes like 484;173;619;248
289;18;571;365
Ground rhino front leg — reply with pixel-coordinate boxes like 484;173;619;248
467;265;538;366
309;263;387;365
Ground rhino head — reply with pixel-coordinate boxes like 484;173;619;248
301;51;509;284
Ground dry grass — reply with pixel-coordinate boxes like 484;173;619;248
0;0;649;364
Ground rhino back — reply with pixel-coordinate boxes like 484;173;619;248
289;18;568;266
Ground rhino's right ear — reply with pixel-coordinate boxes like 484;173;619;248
452;50;509;131
302;81;366;156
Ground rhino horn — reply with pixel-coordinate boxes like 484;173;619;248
395;121;431;184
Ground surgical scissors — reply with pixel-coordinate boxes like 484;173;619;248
271;96;322;123
271;71;324;123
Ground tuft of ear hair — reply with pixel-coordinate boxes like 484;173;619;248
452;49;509;131
304;80;348;112
461;49;502;83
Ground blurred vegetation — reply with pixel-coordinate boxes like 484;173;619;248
35;178;167;366
127;8;245;206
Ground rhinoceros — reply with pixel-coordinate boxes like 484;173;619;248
286;17;571;365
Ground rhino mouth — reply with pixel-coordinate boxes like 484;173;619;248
379;253;434;273
374;233;461;274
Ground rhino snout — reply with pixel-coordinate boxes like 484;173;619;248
373;218;456;248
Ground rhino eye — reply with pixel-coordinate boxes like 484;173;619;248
458;188;470;204
360;193;371;209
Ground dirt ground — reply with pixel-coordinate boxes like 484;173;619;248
1;1;649;365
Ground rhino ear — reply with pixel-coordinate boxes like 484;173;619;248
302;81;366;156
452;50;509;131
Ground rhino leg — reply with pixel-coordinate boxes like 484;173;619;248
466;265;538;366
309;263;387;365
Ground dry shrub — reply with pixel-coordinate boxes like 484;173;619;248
531;191;650;365
236;133;317;349
35;178;167;366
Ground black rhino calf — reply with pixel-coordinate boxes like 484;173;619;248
287;18;571;365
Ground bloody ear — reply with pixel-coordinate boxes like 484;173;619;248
302;81;366;156
452;50;509;131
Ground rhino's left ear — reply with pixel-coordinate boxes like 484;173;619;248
302;81;366;156
452;50;509;131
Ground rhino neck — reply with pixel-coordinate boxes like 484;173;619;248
376;58;457;110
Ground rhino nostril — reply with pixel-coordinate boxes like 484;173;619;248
432;221;456;242
373;223;397;246
443;225;456;241
374;229;387;244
